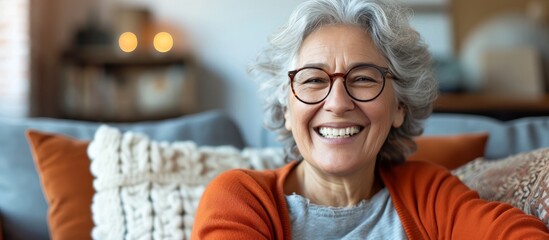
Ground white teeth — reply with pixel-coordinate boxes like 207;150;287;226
318;126;361;138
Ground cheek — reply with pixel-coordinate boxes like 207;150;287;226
286;95;319;140
288;100;308;132
364;96;401;129
377;86;402;119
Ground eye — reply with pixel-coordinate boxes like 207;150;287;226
294;68;330;85
349;76;379;85
302;77;329;84
353;76;376;82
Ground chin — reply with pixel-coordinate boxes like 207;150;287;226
310;153;369;176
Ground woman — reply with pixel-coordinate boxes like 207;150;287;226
192;0;549;239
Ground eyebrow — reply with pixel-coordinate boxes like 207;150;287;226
299;62;388;71
301;63;330;69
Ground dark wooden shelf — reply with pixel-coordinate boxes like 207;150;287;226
60;111;185;123
59;47;196;122
434;93;549;120
63;48;186;66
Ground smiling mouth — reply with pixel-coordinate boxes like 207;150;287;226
317;126;363;139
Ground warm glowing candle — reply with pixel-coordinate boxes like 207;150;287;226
153;32;173;53
119;32;138;53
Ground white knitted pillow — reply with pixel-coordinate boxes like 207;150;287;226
87;125;285;240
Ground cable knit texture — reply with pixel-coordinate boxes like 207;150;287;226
88;125;285;240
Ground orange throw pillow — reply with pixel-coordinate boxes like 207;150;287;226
26;130;93;240
408;132;489;170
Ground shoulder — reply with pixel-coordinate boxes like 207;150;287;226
204;161;298;199
380;162;549;239
207;169;276;194
195;165;288;223
386;160;447;171
205;168;275;197
192;162;297;239
380;161;454;182
379;161;473;201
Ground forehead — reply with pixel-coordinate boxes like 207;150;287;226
296;24;388;69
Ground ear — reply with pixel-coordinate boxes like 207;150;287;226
284;110;292;131
392;103;406;128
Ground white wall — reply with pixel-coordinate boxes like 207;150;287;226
410;13;453;57
110;0;302;147
109;0;451;147
0;0;29;117
405;0;453;56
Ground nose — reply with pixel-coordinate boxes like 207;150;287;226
323;77;355;114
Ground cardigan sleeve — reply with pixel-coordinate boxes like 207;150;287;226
436;170;549;239
383;162;549;240
191;169;285;240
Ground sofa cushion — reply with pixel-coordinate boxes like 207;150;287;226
452;147;549;228
26;131;94;240
0;110;244;240
408;132;489;170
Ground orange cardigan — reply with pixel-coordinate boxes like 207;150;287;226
192;161;549;239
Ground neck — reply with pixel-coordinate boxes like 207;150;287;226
285;160;380;208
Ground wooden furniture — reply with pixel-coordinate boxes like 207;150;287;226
434;93;549;120
60;49;196;122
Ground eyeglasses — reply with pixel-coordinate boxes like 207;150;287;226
288;63;396;104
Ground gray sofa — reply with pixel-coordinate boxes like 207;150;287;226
1;110;549;239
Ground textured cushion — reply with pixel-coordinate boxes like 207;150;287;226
26;131;94;240
409;132;489;170
88;125;284;239
452;147;549;228
0;110;244;240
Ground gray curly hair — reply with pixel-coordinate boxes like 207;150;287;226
249;0;438;165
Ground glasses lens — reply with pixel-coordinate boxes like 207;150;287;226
346;66;384;101
292;68;331;103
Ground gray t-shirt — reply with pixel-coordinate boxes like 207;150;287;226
285;188;407;239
